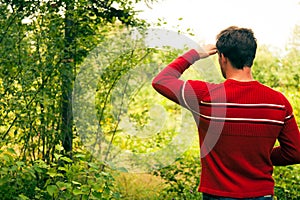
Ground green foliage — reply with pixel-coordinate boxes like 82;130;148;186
0;0;152;159
0;146;122;200
273;165;300;200
152;145;202;200
0;0;159;199
253;45;300;125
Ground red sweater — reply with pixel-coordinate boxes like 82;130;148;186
152;49;300;198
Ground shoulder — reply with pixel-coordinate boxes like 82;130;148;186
186;80;224;88
183;80;226;101
259;83;288;100
258;82;293;112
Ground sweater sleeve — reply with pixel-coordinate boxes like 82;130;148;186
271;97;300;166
152;49;200;104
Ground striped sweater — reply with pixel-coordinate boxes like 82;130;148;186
152;49;300;198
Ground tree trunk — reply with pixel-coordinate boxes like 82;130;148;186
60;0;75;154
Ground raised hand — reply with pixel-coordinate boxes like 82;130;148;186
197;44;218;59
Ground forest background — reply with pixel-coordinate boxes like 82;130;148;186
0;0;299;199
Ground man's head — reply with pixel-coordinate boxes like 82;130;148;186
216;26;257;70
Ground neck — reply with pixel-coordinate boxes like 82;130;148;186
226;66;254;82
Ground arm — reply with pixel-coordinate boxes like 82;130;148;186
152;45;217;104
271;100;300;166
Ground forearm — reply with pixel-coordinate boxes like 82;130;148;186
152;49;200;104
271;117;300;166
271;146;300;166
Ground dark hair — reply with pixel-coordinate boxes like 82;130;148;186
216;26;257;69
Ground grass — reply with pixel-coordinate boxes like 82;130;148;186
114;172;166;200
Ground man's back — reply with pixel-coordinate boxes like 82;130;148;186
189;79;297;198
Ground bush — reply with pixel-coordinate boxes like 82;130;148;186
152;148;202;200
0;147;121;200
273;165;300;199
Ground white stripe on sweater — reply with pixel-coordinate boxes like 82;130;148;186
181;81;285;125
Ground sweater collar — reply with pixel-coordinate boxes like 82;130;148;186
225;79;260;86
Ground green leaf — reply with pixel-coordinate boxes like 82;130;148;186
56;181;70;191
74;153;86;158
58;166;67;171
88;162;100;169
3;154;12;162
46;185;59;197
16;161;25;167
54;153;62;160
73;188;84;195
60;156;73;163
47;171;58;178
80;185;91;193
55;144;64;151
18;194;30;200
92;191;102;199
7;148;16;154
72;181;82;186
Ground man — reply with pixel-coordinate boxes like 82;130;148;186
152;26;300;199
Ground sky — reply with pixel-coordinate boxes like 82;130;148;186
135;0;300;52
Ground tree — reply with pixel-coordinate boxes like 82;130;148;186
0;0;155;160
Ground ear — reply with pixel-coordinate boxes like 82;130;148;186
220;53;228;64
